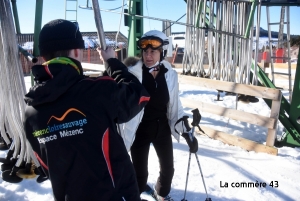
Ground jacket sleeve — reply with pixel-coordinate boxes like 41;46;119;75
23;112;41;158
106;58;150;123
166;67;186;142
23;109;50;178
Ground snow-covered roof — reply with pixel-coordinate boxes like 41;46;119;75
17;31;128;50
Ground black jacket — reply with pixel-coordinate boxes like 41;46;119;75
23;57;149;201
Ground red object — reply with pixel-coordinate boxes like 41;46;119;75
172;45;178;64
262;51;270;62
275;48;284;63
88;45;90;63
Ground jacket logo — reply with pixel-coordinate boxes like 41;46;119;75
47;108;86;124
33;108;88;142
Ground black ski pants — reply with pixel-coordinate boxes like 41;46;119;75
130;116;174;197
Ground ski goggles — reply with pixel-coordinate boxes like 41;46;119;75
138;37;163;50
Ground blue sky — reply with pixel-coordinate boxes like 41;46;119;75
16;0;300;37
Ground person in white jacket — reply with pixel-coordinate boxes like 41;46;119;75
119;30;199;201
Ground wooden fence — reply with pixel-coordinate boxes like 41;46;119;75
19;49;105;75
179;75;281;155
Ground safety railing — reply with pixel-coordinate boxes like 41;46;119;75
179;75;282;155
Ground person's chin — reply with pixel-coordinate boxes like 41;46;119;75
145;62;154;67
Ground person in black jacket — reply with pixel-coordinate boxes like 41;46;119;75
23;19;149;201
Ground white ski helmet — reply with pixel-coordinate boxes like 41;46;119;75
138;30;169;61
142;30;169;44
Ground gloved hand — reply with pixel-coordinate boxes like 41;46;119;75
182;132;198;153
191;108;201;127
191;108;205;134
97;47;115;62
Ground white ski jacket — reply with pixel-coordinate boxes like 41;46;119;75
119;59;186;151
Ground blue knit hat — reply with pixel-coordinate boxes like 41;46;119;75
39;19;85;55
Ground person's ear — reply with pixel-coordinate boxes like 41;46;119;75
74;49;79;57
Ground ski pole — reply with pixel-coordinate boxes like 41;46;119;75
181;152;192;201
194;153;211;201
191;109;212;201
181;114;196;201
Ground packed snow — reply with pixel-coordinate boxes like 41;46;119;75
0;70;299;201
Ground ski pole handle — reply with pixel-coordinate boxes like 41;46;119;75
183;116;191;132
191;108;201;126
188;127;194;142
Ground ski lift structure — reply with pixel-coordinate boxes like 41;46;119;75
0;0;300;185
176;0;300;152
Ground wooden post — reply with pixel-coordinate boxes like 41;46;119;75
266;96;281;146
172;44;178;64
88;45;90;63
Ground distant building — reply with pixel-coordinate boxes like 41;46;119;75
17;32;128;74
17;31;128;50
171;33;185;49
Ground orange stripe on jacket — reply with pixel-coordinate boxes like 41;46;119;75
34;152;49;170
102;128;115;187
139;96;150;105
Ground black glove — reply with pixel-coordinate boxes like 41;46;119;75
182;132;198;153
191;108;201;127
191;108;205;134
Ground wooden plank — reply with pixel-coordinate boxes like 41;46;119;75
266;99;282;146
199;125;278;155
181;98;276;129
178;75;281;101
84;71;102;77
273;63;297;69
81;63;105;72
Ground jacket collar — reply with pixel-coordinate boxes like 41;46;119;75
24;57;84;106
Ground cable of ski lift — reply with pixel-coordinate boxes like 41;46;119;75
81;4;247;40
79;0;92;10
79;0;127;11
97;7;195;27
114;0;126;52
162;13;186;33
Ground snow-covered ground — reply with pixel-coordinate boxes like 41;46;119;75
0;73;300;201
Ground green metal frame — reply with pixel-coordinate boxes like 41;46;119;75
10;0;43;57
251;47;300;147
33;0;43;57
65;0;78;22
126;0;143;57
261;0;300;6
10;0;21;34
10;0;43;86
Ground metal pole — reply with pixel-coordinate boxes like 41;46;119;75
182;152;192;201
18;45;38;63
32;0;43;87
91;0;106;50
33;0;43;57
194;154;210;200
253;0;261;86
10;0;21;34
